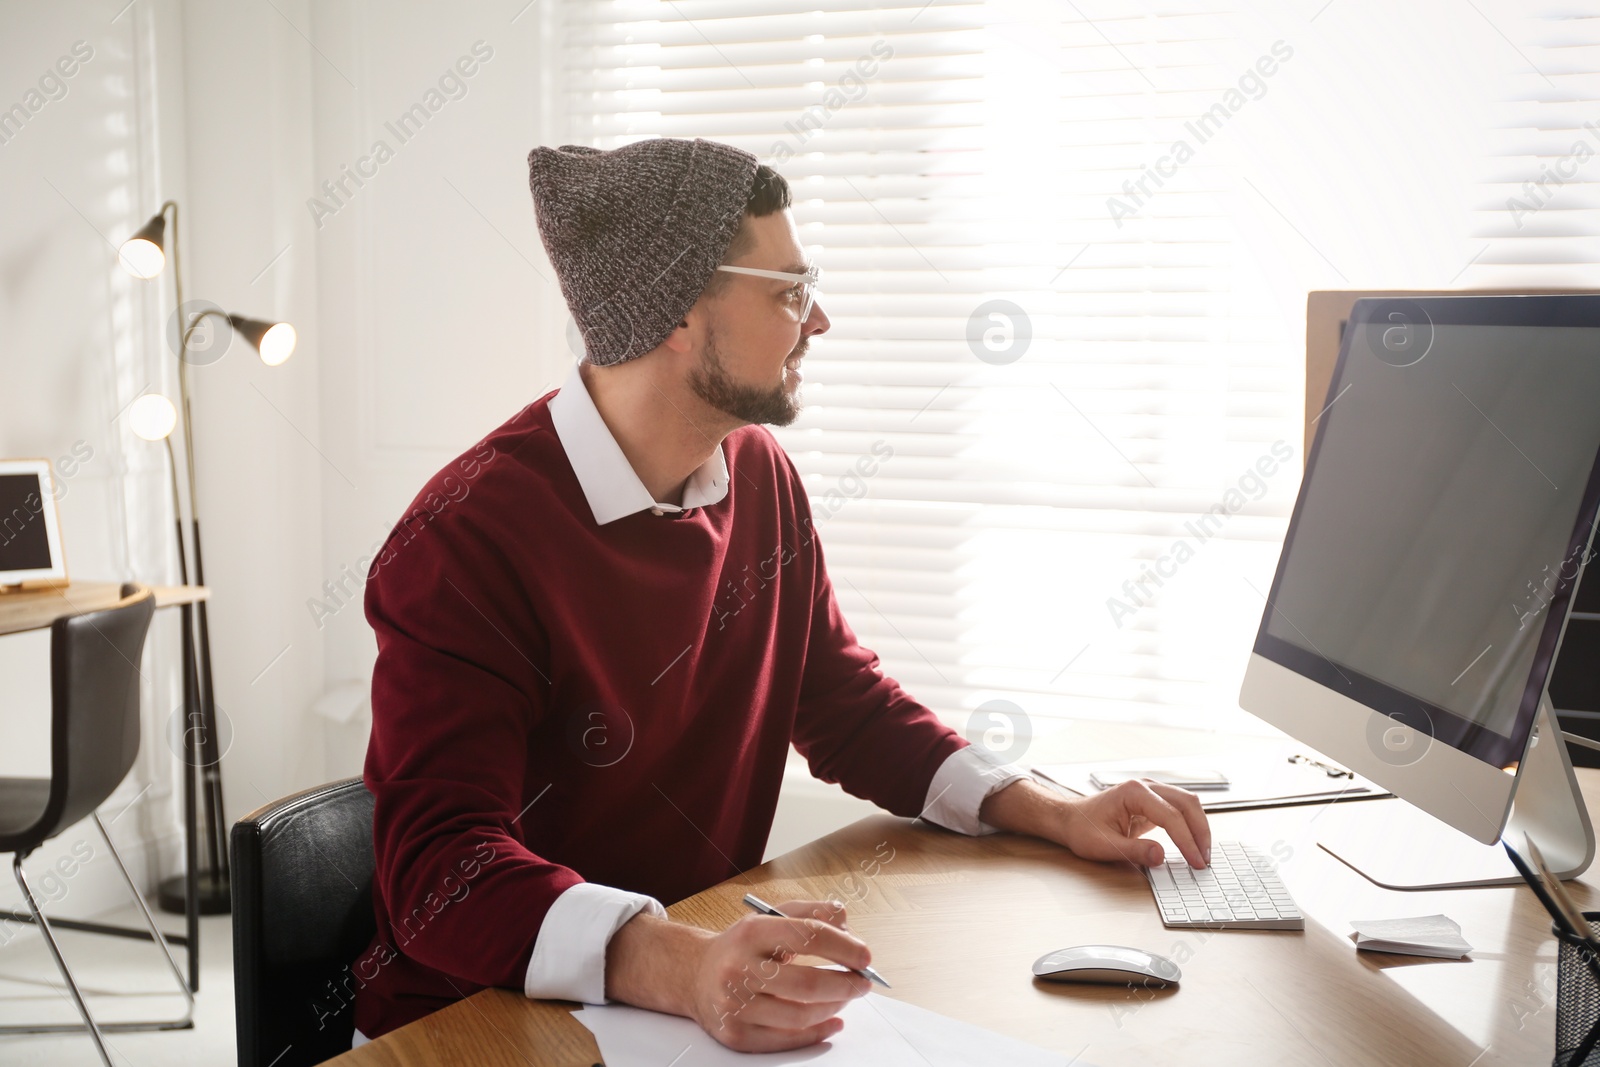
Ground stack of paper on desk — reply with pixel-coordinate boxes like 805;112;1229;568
1032;747;1392;812
1350;914;1473;959
573;993;1081;1066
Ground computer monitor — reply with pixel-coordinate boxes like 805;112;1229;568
1240;295;1600;889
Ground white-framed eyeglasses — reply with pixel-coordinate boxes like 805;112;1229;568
715;263;821;322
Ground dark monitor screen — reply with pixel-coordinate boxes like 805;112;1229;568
1256;296;1600;769
0;472;54;573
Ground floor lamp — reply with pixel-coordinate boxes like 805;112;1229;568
126;393;206;992
120;203;298;922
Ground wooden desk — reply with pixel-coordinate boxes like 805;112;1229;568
330;762;1600;1067
0;580;208;635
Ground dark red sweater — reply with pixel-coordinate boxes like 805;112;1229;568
348;390;967;1039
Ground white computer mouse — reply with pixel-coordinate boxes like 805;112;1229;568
1031;945;1181;987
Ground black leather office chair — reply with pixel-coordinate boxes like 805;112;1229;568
231;776;376;1067
0;582;193;1066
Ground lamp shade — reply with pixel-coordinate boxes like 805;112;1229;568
119;212;167;279
227;314;297;366
129;393;178;441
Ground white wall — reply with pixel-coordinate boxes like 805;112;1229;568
304;0;563;774
174;0;325;834
0;0;192;920
0;0;330;917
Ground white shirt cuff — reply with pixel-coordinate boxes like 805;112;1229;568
524;882;667;1004
920;745;1033;836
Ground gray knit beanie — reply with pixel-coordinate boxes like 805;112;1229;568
527;138;760;366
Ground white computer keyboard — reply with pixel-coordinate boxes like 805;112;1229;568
1144;840;1304;930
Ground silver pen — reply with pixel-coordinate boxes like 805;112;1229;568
741;892;891;988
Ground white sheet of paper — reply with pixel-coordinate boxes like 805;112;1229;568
1032;747;1389;811
573;992;1081;1067
875;994;1085;1066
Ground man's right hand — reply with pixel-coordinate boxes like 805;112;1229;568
688;898;874;1051
605;898;873;1053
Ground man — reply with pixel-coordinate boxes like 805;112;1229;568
350;137;1211;1053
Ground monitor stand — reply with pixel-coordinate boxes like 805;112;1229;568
1315;696;1596;890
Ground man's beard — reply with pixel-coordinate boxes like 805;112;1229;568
687;324;804;427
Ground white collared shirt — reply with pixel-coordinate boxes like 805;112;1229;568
548;361;730;521
352;365;1030;1048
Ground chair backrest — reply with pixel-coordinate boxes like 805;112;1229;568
36;582;156;845
231;777;376;1067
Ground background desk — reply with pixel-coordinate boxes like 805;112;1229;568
329;729;1597;1067
0;580;207;635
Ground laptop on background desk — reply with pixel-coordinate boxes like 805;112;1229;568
0;458;68;592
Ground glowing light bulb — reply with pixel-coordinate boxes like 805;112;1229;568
119;236;165;279
129;393;178;441
257;322;297;366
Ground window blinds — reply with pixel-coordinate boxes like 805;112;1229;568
1473;9;1600;275
550;1;1327;739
